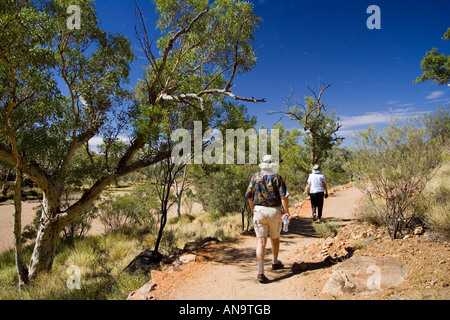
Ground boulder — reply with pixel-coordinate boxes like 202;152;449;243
127;281;156;300
183;237;220;251
179;253;197;264
322;256;406;296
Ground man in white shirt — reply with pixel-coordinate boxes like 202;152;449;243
306;164;328;222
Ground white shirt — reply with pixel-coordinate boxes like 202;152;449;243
307;173;326;193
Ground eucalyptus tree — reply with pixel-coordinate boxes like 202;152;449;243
0;0;263;281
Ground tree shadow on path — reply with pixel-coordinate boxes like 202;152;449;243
194;216;326;277
264;259;335;284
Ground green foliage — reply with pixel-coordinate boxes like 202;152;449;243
1;0;134;169
193;163;255;219
274;122;350;195
61;204;98;243
422;106;450;149
322;147;353;187
410;161;450;236
414;28;450;85
0;0;263;279
154;0;260;74
274;123;309;192
312;219;343;238
98;184;159;233
189;100;257;222
134;0;262;139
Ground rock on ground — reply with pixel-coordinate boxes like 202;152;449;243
322;256;406;297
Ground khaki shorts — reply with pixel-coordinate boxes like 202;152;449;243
253;205;282;239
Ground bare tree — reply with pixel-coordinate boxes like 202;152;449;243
270;83;342;167
173;163;191;218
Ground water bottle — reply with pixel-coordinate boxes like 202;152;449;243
282;214;289;232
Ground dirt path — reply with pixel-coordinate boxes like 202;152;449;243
152;185;365;300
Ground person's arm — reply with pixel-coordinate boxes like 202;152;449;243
245;176;255;215
248;198;255;217
322;181;328;198
306;182;311;195
277;175;291;220
282;197;291;221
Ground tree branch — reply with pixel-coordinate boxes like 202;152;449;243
60;148;171;225
158;88;265;108
0;178;14;187
150;6;210;100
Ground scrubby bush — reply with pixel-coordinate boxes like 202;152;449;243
98;183;159;233
192;164;255;223
355;198;385;226
351;118;443;239
410;162;450;236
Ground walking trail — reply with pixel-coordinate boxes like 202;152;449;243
151;185;365;300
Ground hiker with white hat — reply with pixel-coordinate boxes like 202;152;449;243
245;155;291;283
306;164;328;222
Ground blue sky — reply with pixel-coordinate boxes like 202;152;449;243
94;0;450;145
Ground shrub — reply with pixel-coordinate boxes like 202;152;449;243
356;198;385;226
410;163;450;236
192;164;254;222
351;118;443;239
312;219;343;238
98;183;159;233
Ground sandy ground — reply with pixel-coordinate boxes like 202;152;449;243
151;185;366;300
0;201;40;253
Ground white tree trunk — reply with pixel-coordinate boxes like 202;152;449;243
28;192;62;280
13;159;28;287
28;218;61;279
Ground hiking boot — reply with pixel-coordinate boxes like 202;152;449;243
272;261;284;270
257;274;269;284
312;213;317;221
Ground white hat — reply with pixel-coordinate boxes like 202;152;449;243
259;155;279;172
312;164;321;173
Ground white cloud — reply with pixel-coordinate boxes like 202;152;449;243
340;112;392;128
88;135;131;151
336;129;361;137
88;137;104;148
386;100;401;105
340;109;428;130
425;91;445;100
